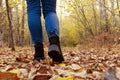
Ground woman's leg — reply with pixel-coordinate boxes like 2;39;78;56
26;0;44;61
41;0;64;63
41;0;59;38
26;0;43;44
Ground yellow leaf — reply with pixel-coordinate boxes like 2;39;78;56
59;63;66;67
0;59;4;63
79;67;85;72
115;7;120;12
57;76;74;80
10;69;21;78
0;8;3;13
118;37;120;40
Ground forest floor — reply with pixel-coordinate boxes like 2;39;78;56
0;45;120;80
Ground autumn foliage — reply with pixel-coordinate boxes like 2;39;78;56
0;46;120;80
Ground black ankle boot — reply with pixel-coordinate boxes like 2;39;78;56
48;32;64;63
34;41;44;61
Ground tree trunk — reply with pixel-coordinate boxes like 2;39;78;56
0;31;4;47
16;6;21;46
0;0;2;6
6;0;15;51
99;0;103;33
111;0;116;27
103;0;109;32
21;0;25;47
78;3;94;37
99;0;109;33
116;0;120;18
92;3;98;35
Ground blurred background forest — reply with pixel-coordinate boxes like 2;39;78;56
0;0;120;50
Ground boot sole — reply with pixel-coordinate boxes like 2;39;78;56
48;50;64;63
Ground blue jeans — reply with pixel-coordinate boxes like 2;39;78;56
26;0;59;44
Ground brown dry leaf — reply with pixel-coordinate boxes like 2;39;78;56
0;71;20;80
1;46;120;80
16;56;30;63
38;65;48;74
33;74;51;80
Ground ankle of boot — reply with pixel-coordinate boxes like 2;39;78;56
49;36;60;45
34;41;44;59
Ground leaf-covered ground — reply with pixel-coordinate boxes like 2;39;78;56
0;45;120;80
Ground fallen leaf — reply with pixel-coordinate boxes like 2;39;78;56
57;76;74;80
19;69;28;78
49;75;59;80
33;74;51;80
71;64;81;70
38;65;48;74
10;69;21;78
28;68;37;80
0;72;20;80
59;63;66;67
55;69;87;78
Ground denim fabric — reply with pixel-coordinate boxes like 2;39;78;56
26;0;59;44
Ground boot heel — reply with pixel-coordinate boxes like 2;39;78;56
34;41;44;61
48;44;64;63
